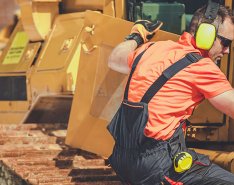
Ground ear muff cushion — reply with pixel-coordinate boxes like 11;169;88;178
196;23;216;50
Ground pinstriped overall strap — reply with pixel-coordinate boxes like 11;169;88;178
140;53;203;103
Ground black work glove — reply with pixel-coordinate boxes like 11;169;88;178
125;20;163;47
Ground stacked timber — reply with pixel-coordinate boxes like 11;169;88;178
0;123;120;185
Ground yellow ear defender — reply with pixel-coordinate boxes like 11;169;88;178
174;152;193;173
195;23;216;50
195;0;220;50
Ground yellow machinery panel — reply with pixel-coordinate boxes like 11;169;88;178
23;12;85;123
29;13;84;95
0;21;41;124
115;0;126;19
0;12;84;124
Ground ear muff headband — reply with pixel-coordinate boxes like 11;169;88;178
195;0;220;50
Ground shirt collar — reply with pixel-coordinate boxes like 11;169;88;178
178;32;210;58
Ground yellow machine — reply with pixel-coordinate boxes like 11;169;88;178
0;0;61;124
0;0;126;124
0;1;91;123
0;0;234;173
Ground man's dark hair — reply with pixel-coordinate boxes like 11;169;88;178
189;5;234;35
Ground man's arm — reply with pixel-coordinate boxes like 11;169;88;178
208;89;234;119
108;40;137;74
108;20;163;74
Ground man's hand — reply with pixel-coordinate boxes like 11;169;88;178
131;20;163;42
125;20;163;47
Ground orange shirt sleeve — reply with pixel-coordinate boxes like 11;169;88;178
190;58;233;99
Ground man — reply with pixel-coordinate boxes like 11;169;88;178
107;2;234;185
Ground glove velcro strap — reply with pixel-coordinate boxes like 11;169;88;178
124;33;144;47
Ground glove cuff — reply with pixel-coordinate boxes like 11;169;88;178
124;33;144;47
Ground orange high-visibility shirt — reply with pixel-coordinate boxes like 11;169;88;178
127;32;232;140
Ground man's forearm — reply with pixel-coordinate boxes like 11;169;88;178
108;40;137;74
209;89;234;119
108;20;162;74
